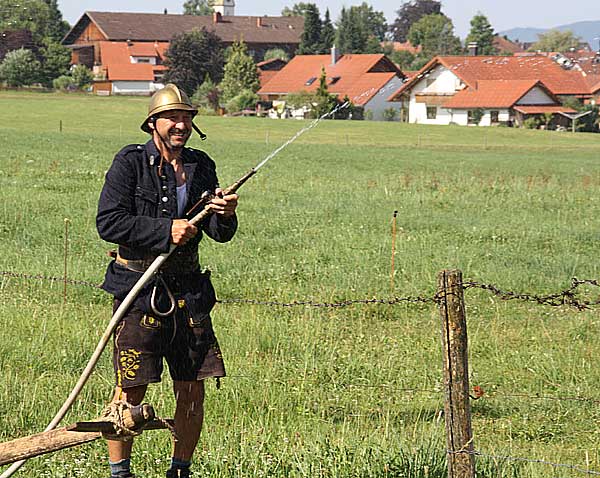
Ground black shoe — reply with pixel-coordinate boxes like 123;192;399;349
166;469;190;478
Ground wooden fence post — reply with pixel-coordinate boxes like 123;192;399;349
438;269;475;478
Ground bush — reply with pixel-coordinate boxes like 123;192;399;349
52;75;76;91
226;89;259;113
523;117;540;129
71;65;93;89
0;48;40;87
263;48;289;62
382;107;398;121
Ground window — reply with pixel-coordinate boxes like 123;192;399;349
136;58;151;63
426;106;437;119
305;77;317;86
490;110;499;123
329;76;341;85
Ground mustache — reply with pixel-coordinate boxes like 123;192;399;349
168;127;189;135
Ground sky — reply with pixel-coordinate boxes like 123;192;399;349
57;0;600;38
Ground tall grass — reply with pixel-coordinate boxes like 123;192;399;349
1;91;600;476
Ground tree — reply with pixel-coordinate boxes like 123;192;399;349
530;29;581;52
390;0;441;42
313;66;337;118
336;4;386;54
226;89;259;113
192;74;221;111
336;7;368;54
389;49;416;69
38;38;71;86
352;2;387;42
281;2;313;16
263;48;289;62
220;40;260;101
183;0;214;15
0;47;40;86
298;3;321;54
41;0;70;42
465;13;497;55
71;64;93;88
319;8;335;52
0;0;51;44
408;13;462;59
163;28;224;96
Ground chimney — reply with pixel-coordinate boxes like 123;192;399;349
163;8;167;14
256;17;262;27
467;42;478;56
331;45;340;65
213;11;222;23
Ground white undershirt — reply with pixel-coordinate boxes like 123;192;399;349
176;183;187;217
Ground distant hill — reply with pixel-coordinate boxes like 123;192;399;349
499;20;600;49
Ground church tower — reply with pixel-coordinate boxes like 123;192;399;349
212;0;235;16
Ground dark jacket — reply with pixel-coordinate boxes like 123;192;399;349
97;139;237;299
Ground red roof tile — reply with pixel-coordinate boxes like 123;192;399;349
106;63;155;81
389;55;592;100
443;79;551;108
259;54;403;105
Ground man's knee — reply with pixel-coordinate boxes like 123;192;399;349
174;381;205;416
112;385;148;405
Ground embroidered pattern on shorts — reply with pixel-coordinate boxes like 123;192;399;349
119;348;141;383
140;314;160;329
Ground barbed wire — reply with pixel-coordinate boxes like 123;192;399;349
449;449;600;476
4;270;600;310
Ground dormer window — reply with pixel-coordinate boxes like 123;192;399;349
329;76;341;84
305;77;317;86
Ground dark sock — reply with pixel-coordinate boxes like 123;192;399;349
170;457;191;469
109;458;131;477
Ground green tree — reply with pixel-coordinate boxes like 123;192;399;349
336;7;367;54
38;38;71;86
465;13;497;55
0;47;40;86
313;66;337;118
352;2;387;41
220;40;260;101
226;89;259;113
183;0;214;15
319;8;335;53
192;74;221;111
263;48;289;62
530;29;581;52
281;2;312;16
390;0;441;42
0;0;51;43
41;0;70;42
163;28;224;96
408;13;462;59
71;64;93;89
298;3;321;54
389;49;416;70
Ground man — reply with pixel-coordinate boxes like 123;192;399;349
96;84;239;478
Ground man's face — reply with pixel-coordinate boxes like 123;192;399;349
153;109;193;149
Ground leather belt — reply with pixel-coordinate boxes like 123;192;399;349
115;252;199;274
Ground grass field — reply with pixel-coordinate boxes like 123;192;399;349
1;90;600;477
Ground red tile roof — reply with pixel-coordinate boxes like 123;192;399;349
106;63;156;81
513;105;577;114
492;36;524;54
381;41;421;55
443;79;554;109
259;54;404;105
98;41;167;81
389;55;592;100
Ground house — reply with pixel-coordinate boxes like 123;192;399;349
388;55;591;126
62;10;303;94
257;57;287;89
258;51;406;120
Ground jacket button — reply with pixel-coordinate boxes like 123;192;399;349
162;185;168;191
162;197;168;203
162;208;168;214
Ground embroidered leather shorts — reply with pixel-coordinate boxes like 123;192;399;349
112;299;226;388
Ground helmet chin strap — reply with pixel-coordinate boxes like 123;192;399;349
192;122;207;141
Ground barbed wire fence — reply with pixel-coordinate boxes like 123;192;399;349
2;268;600;476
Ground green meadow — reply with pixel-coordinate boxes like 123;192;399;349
1;90;600;477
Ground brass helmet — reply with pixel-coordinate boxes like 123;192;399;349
141;83;198;133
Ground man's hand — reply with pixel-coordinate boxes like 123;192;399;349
171;219;198;245
208;188;238;218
